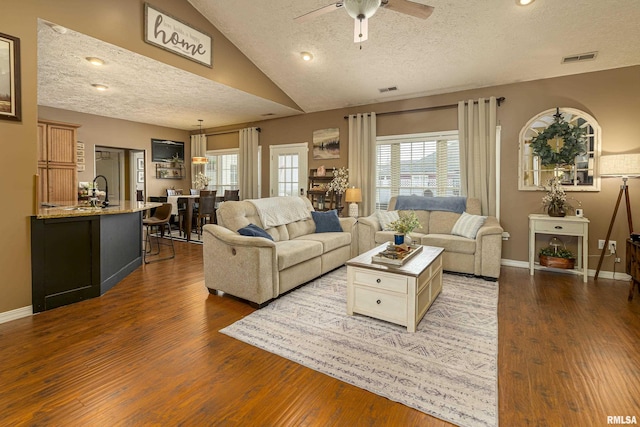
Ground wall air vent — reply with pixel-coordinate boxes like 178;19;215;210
562;52;598;64
378;86;398;93
261;113;275;116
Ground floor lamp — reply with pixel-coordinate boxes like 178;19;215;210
594;154;640;279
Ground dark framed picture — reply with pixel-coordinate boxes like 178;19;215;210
137;171;145;183
151;139;184;162
137;157;144;170
0;32;21;122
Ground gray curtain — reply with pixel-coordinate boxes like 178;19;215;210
239;127;259;200
458;97;498;216
348;112;376;216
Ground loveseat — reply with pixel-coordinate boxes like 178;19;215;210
202;196;357;307
357;196;503;279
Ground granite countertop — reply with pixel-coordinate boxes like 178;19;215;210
36;200;163;219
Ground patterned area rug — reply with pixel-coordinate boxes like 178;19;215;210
220;267;498;427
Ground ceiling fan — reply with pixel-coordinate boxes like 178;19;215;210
295;0;434;43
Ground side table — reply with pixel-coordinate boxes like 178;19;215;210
529;214;589;282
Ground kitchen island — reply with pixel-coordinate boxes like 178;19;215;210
31;201;162;312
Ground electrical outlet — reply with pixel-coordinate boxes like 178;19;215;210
615;257;621;263
609;241;617;253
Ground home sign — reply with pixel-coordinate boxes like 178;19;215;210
144;3;213;68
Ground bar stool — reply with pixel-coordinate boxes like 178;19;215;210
143;203;175;263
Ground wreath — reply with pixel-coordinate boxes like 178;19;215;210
529;109;587;166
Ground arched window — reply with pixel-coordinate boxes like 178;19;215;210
518;108;601;191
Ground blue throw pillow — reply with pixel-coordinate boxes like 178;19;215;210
311;210;342;233
237;223;274;241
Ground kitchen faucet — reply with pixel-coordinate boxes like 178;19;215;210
92;175;110;207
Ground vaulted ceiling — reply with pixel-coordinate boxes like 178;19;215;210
37;0;640;130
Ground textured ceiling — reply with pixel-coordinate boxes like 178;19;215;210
37;20;302;130
38;0;640;130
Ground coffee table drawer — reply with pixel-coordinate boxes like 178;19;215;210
353;270;408;293
353;286;407;324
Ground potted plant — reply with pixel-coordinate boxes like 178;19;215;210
541;177;572;217
389;211;422;245
539;246;576;269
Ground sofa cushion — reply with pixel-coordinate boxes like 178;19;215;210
311;210;342;233
296;232;351;253
237;223;273;240
376;210;399;230
421;234;476;255
429;211;462;235
276;240;323;271
286;218;316;239
451;212;487;239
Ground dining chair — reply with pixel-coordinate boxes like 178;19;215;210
223;189;240;201
176;196;189;237
166;189;176;197
190;189;199;195
142;203;175;263
196;192;217;238
136;189;144;201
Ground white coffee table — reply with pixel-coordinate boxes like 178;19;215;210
346;243;444;332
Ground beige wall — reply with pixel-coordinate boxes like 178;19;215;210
1;0;638;316
251;66;640;273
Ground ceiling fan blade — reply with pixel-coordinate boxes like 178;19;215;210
381;0;434;19
294;2;344;23
354;17;368;43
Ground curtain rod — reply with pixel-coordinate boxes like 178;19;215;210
203;127;261;137
343;96;505;119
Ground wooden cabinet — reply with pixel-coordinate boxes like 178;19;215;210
307;168;337;211
37;120;80;204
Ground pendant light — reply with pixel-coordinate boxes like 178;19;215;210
192;119;208;164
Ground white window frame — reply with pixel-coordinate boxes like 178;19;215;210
376;131;460;210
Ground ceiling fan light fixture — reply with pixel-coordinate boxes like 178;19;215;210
516;0;535;5
301;51;313;61
344;0;382;20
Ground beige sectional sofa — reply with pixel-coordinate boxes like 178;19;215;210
202;196;357;307
357;196;503;280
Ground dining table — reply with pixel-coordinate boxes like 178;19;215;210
167;194;199;242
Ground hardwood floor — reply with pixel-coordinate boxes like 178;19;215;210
1;242;639;426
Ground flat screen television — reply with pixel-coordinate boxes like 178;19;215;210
151;139;184;162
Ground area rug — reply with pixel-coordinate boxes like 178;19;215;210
220;267;498;427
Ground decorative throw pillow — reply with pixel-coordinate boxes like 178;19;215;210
237;223;274;241
376;210;399;231
451;212;487;239
311;210;342;233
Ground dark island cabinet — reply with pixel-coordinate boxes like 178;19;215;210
31;211;143;312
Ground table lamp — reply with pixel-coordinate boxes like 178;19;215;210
594;153;640;279
345;187;362;218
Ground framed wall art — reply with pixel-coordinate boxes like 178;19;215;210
0;32;21;121
313;128;340;160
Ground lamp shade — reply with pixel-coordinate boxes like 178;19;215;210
600;154;640;177
192;156;208;164
345;187;362;203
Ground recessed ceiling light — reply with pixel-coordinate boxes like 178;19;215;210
86;57;105;66
91;84;108;91
301;52;313;61
516;0;535;5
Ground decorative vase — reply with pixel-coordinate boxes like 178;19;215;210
547;204;566;217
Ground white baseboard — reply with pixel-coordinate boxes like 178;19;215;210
0;306;33;324
500;259;631;281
